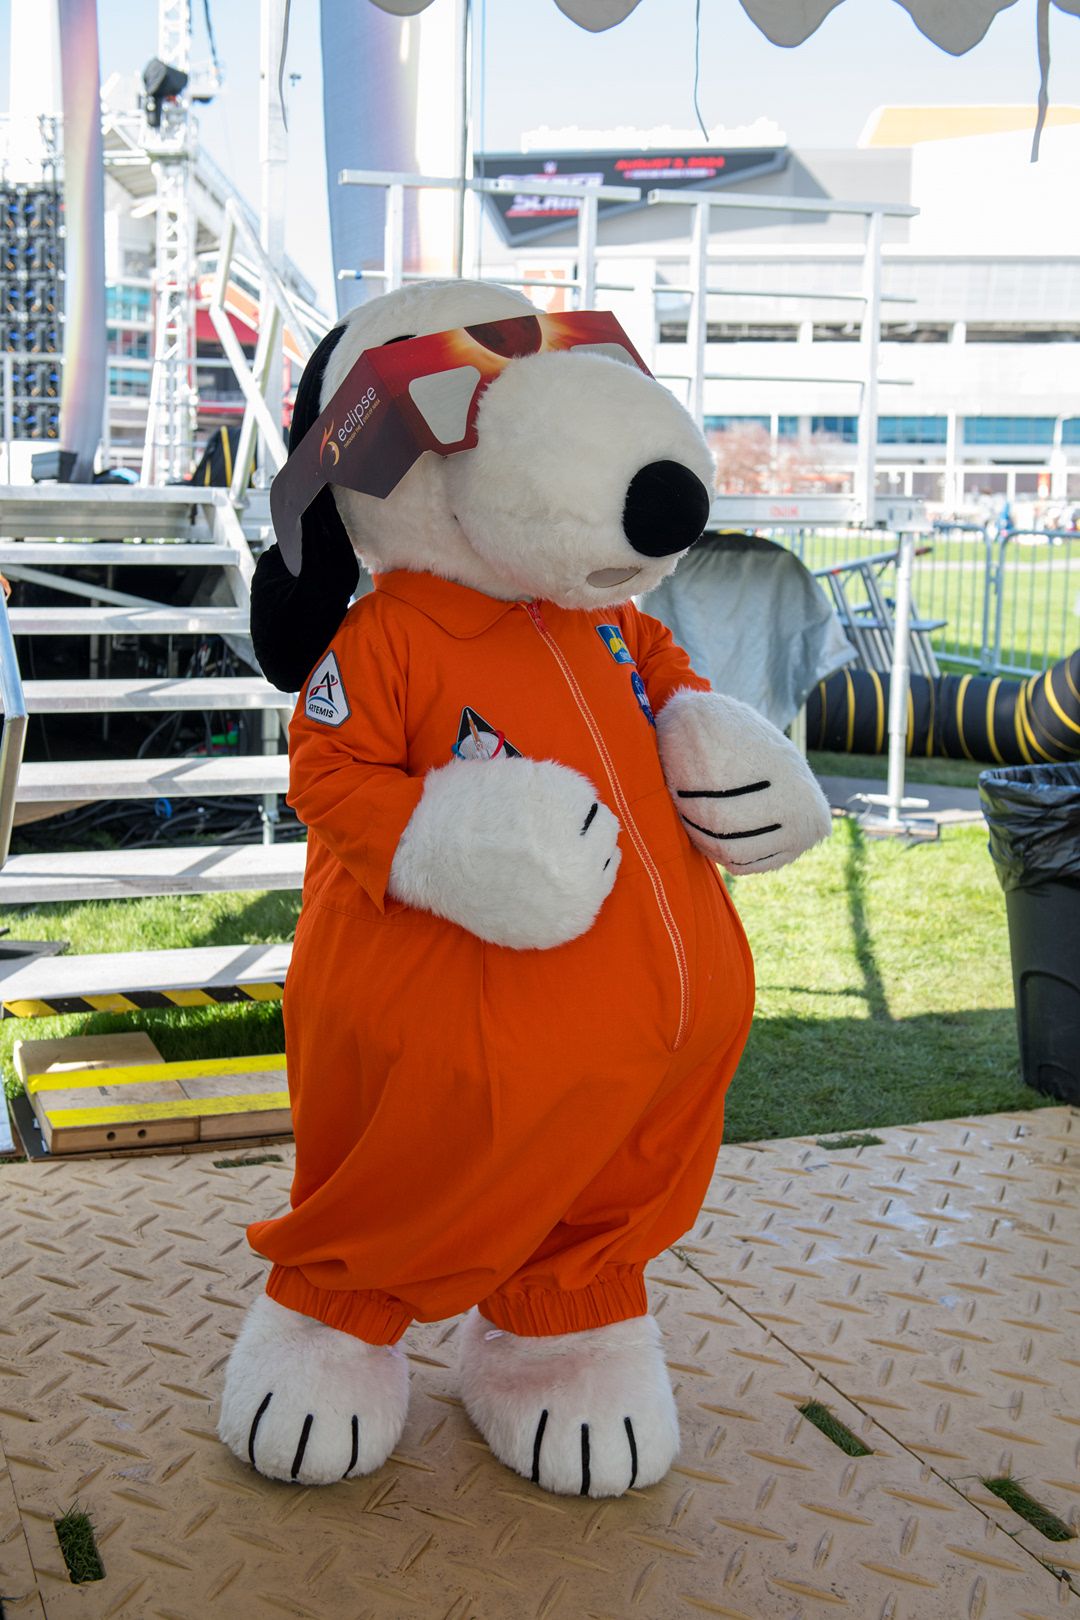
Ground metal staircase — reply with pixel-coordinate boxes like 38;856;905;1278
0;483;302;909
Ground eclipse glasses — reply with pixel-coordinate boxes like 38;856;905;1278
270;310;650;575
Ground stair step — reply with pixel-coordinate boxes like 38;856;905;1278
0;941;292;1017
0;484;228;541
16;755;289;800
0;542;239;567
0;841;305;903
21;677;293;712
8;606;250;636
238;488;272;545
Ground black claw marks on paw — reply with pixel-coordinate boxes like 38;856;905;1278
677;779;770;800
624;1416;638;1489
248;1391;272;1466
531;1409;548;1485
343;1414;359;1479
581;802;599;835
680;814;782;841
290;1413;314;1480
580;1423;591;1496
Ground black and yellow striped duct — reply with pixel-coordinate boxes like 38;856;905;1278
806;650;1080;766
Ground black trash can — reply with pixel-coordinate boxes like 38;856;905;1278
980;763;1080;1103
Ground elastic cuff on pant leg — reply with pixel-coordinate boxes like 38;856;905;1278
479;1265;648;1337
265;1264;412;1345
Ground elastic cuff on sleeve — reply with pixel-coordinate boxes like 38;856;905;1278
479;1265;648;1337
265;1263;413;1345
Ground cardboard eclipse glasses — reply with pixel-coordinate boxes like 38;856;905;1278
269;310;651;575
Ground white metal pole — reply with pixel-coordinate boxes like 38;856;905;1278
854;208;883;524
3;354;13;483
385;183;405;293
576;190;598;310
885;528;915;827
453;0;469;278
686;198;709;431
258;0;287;492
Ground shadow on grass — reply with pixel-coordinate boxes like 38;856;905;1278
186;889;302;949
843;822;892;1024
724;1005;1052;1144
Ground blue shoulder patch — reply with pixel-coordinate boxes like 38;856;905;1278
597;623;634;665
630;670;655;727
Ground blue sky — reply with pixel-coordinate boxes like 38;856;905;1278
0;0;1077;311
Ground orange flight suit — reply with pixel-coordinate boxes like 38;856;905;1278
247;570;754;1344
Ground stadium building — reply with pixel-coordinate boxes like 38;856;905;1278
475;106;1080;520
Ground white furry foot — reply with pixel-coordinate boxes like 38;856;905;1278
458;1310;679;1498
217;1295;409;1485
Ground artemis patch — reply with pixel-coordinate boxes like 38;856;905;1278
305;651;351;727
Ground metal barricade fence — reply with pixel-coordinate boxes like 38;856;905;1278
771;523;1078;680
915;523;995;673
993;529;1080;678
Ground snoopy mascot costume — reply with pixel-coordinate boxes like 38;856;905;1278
218;279;831;1499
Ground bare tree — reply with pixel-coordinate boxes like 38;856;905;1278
705;422;853;495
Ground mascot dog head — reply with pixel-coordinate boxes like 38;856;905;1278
300;279;714;612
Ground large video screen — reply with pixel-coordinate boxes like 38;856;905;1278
474;147;785;244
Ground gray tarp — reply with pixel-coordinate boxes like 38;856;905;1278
642;532;855;732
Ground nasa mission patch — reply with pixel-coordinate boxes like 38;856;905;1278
453;706;521;760
305;651;351;727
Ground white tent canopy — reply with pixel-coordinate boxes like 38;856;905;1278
369;0;1072;48
368;0;1077;157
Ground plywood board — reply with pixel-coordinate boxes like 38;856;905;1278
12;1031;165;1083
16;1032;171;1153
22;1052;290;1155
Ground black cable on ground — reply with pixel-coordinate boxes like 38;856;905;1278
10;797;305;856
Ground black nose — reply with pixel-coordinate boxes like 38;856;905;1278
622;460;711;558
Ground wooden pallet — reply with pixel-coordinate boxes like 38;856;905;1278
14;1032;291;1154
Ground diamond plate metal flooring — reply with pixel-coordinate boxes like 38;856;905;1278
1;1110;1078;1619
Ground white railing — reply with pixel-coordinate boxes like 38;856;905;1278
644;189;919;524
208;197;329;505
2;353;13;484
0;585;27;869
337;170;641;310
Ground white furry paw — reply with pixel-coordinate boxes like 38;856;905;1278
657;688;832;872
387;754;621;949
458;1310;679;1498
217;1295;409;1485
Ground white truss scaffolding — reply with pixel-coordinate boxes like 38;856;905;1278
140;0;197;485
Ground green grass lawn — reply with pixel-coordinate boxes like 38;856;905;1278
808;749;987;789
722;816;1046;1143
0;817;1044;1146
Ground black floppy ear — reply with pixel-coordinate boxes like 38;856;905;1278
290;324;345;451
250;323;362;693
288;324;357;571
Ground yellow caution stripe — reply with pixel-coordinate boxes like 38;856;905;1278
46;1092;291;1127
25;1051;287;1095
868;669;885;753
2;980;285;1020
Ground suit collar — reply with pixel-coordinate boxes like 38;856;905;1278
373;570;525;640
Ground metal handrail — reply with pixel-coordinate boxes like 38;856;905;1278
208;198;329;505
0;585;27;869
